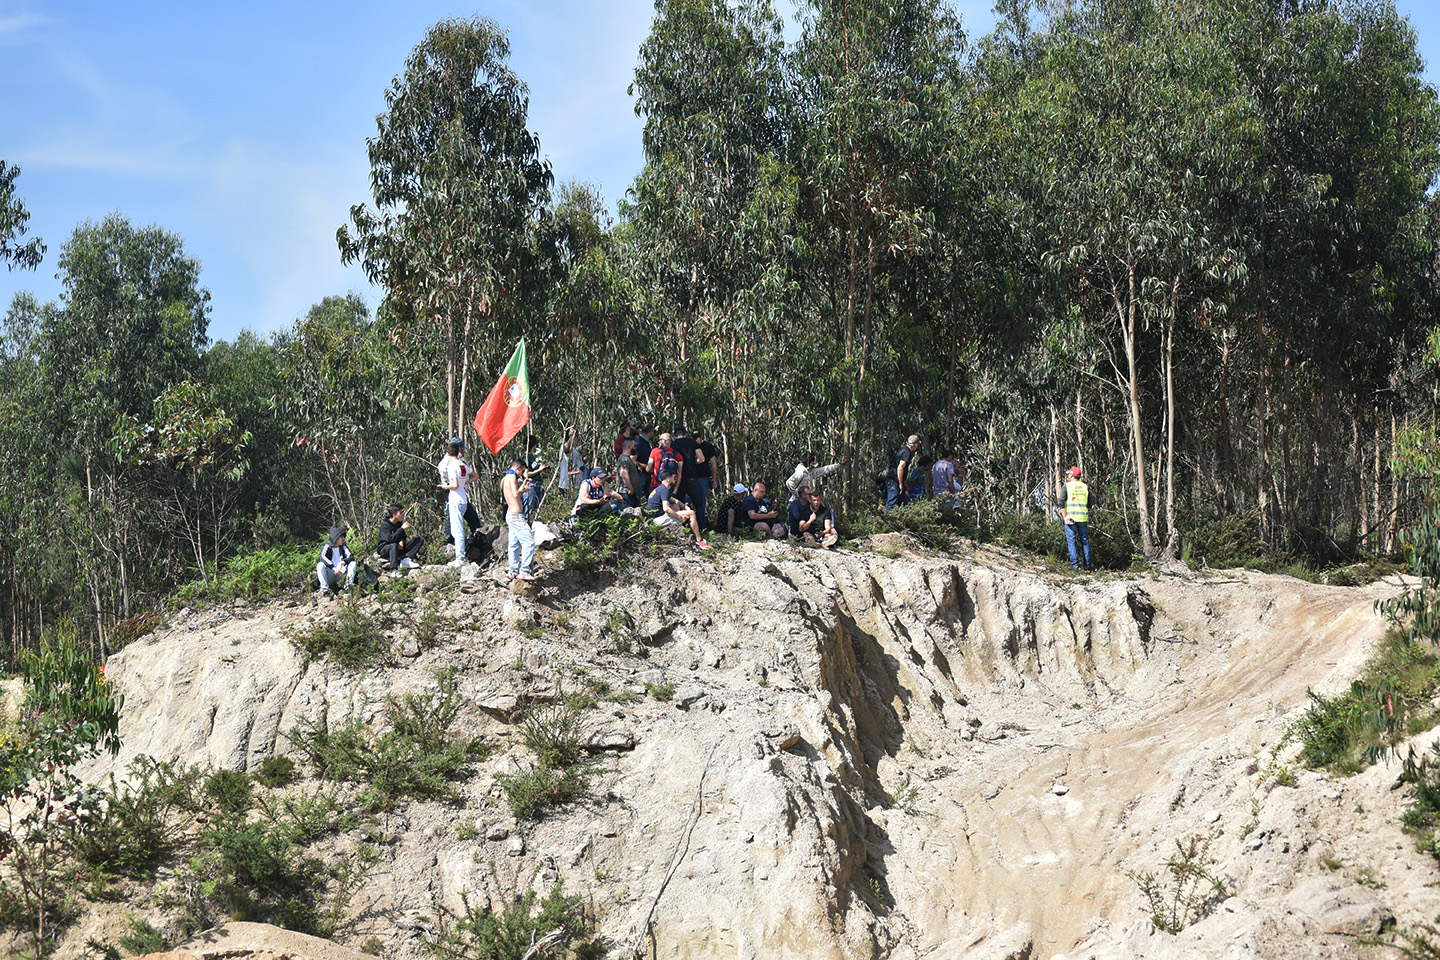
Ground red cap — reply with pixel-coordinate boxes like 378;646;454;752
1068;466;1082;477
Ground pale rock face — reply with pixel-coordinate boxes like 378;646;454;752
82;545;1420;960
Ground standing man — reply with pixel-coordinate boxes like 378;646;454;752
692;426;721;529
503;458;537;581
671;425;705;529
886;435;921;512
521;435;548;520
786;451;847;507
615;438;644;508
1061;465;1092;570
438;438;481;567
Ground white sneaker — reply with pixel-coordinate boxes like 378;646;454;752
400;558;414;569
447;558;464;568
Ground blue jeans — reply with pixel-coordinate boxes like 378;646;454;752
507;511;535;574
522;484;544;520
1065;521;1091;569
884;477;901;512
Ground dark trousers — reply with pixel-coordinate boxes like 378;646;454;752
380;536;425;570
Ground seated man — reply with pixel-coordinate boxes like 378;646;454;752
807;492;840;548
716;483;747;536
376;505;424;571
316;526;356;598
788;486;813;539
615;438;644;508
573;468;623;519
647;470;709;548
742;481;787;539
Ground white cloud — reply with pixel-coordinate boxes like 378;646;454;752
0;8;45;45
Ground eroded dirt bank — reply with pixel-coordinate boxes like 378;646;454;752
79;539;1419;960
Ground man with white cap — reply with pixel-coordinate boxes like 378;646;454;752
886;435;922;512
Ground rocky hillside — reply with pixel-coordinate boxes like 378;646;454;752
63;536;1425;960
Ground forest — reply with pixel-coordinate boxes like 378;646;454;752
0;0;1437;659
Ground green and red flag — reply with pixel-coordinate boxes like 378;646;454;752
474;339;531;454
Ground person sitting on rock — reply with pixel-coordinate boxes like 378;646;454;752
742;481;786;538
316;527;356;598
647;470;709;548
716;483;747;537
376;505;424;572
788;486;814;538
805;492;840;548
573;468;623;519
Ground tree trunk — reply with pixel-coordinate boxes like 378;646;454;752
1119;265;1155;557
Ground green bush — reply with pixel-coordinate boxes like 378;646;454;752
255;754;296;788
496;765;588;821
188;785;376;938
521;701;588;770
204;768;255;818
72;756;200;877
117;915;169;955
289;595;391;670
287;671;487;812
172;543;316;608
428;882;592;960
1294;629;1440;774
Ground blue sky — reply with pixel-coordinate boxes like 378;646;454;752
1;0;1437;344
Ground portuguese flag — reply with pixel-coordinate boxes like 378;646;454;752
474;339;531;454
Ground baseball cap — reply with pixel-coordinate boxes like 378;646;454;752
733;483;747;494
448;437;465;448
907;434;921;446
1068;466;1082;477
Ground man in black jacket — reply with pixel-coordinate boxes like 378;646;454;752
376;504;425;571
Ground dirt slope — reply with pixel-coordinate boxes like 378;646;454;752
58;539;1427;960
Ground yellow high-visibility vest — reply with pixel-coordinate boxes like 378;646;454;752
1065;479;1089;522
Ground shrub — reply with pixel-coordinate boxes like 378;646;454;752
204;768;255;818
497;765;588;821
287;670;487;812
117;915;169;955
255;754;296;788
172;543;316;608
289;596;391;670
1128;834;1232;933
521;701;588;770
1294;629;1440;774
72;756;200;877
646;681;675;702
428;881;591;960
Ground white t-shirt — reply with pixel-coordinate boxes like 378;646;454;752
440;455;470;506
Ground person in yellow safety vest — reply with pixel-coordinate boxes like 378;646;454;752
1060;465;1092;570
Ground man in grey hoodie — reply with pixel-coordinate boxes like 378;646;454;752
785;451;848;506
317;527;356;598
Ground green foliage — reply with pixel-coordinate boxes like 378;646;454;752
172;544;316;607
287;670;487;812
428;882;591;960
71;757;200;878
0;160;44;270
520;701;588;770
1293;630;1440;773
255;754;296;789
203;768;255;818
646;681;675;702
116;916;169;956
1128;834;1233;934
496;765;589;822
17;627;123;758
289;595;392;671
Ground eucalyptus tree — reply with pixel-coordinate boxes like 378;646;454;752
0;162;43;271
626;0;801;467
790;0;968;486
339;16;553;441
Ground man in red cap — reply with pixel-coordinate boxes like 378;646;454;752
1060;466;1091;570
